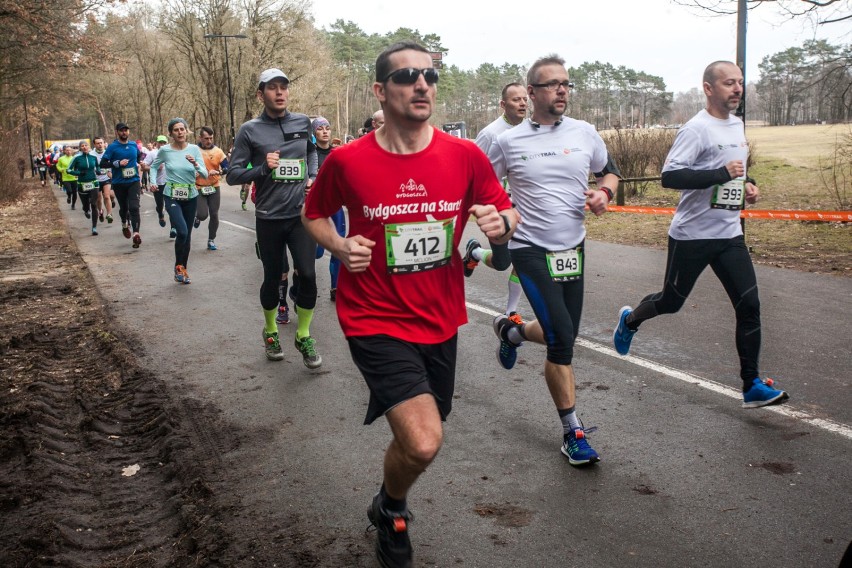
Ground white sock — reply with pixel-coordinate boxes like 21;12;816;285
506;275;523;314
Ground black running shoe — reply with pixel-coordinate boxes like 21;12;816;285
367;493;413;568
462;238;481;277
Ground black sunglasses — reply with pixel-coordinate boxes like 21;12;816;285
382;67;439;85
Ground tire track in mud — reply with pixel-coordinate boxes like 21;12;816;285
0;190;233;567
1;187;375;567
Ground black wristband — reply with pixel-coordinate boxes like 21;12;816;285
500;214;511;237
599;186;613;202
745;176;756;186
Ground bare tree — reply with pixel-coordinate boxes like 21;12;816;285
672;0;851;26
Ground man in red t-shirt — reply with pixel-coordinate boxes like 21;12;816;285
303;41;518;568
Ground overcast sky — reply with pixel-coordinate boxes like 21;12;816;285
310;0;849;93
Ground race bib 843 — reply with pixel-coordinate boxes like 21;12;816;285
546;247;583;282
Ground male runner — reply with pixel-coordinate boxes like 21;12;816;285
142;135;173;236
92;137;114;223
486;55;620;466
463;82;528;322
227;68;322;368
100;123;143;248
56;146;78;209
612;60;789;409
371;109;385;131
194;126;229;251
303;41;518;568
46;147;60;186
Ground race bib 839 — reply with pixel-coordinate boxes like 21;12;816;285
271;159;305;182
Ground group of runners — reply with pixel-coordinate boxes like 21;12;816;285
48;122;231;282
51;41;791;568
305;45;790;568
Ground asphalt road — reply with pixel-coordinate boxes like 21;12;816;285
56;185;851;567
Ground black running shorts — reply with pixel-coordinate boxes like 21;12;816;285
348;334;457;425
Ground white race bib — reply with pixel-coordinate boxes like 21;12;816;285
385;219;454;274
80;181;97;191
546;248;583;282
121;166;136;178
168;184;192;200
199;185;217;196
711;179;745;210
271;159;305;182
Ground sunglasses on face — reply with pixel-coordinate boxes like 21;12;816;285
382;67;439;85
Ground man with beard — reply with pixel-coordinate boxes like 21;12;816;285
194;126;229;251
100;123;143;248
486;54;620;467
612;60;789;409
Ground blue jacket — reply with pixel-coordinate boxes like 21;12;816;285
100;140;140;184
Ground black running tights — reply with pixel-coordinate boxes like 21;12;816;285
629;236;761;382
256;217;317;312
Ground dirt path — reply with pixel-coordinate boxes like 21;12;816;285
0;187;264;566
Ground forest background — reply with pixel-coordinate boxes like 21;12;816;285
1;0;850;154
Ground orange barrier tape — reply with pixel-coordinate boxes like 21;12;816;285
605;205;852;222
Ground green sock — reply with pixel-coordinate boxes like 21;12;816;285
263;308;278;334
295;305;314;339
482;250;492;266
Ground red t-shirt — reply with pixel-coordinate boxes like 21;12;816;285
304;128;511;344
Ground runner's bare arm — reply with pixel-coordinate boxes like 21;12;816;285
302;211;374;273
469;204;519;244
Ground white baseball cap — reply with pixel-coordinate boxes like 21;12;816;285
258;68;289;89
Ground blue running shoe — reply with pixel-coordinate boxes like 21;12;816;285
462;238;481;277
493;315;522;370
613;305;636;356
743;377;789;408
561;427;600;466
207;239;217;251
169;227;177;239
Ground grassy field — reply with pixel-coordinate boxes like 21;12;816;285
587;124;851;276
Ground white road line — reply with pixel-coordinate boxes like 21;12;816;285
219;219;255;233
466;300;852;441
142;194;256;233
143;195;851;441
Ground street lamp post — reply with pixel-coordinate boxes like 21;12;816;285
203;33;248;146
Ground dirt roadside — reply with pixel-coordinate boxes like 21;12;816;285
0;185;358;567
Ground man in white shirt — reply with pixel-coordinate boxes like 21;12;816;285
487;55;620;466
612;60;789;409
462;82;528;323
